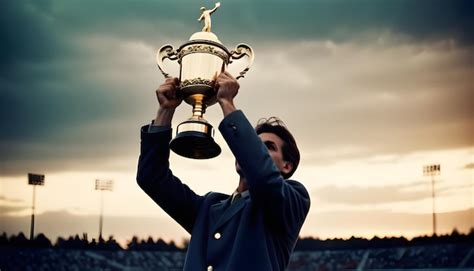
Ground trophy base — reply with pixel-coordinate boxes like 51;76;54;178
170;120;221;159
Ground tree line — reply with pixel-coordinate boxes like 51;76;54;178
0;232;183;251
1;228;472;251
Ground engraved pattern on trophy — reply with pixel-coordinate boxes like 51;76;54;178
155;2;254;159
178;44;229;62
180;78;214;91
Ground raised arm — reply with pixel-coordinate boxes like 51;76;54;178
215;72;310;234
209;2;221;14
137;78;203;233
216;71;239;117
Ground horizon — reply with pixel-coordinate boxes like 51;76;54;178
3;224;473;250
2;204;472;247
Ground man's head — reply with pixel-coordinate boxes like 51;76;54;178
255;117;300;179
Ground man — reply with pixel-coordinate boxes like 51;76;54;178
137;71;310;270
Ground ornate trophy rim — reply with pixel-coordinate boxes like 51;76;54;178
179;39;230;54
177;39;231;64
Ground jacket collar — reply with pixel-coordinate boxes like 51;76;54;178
210;192;250;231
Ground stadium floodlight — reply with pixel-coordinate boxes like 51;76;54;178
95;179;114;241
28;173;45;240
95;179;113;191
423;164;440;236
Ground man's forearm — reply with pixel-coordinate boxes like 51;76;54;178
154;107;175;126
218;99;237;117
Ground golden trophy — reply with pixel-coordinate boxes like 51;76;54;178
156;2;254;159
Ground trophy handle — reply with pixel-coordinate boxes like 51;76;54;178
230;43;254;79
156;44;178;78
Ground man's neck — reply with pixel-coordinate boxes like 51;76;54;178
236;177;247;193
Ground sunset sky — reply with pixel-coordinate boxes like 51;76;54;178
1;0;473;246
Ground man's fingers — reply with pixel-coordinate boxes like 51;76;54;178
216;71;227;80
221;70;234;79
163;77;179;88
166;89;177;99
172;77;179;86
164;77;179;83
158;77;179;93
216;71;236;83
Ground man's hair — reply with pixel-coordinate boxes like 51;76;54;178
255;117;300;179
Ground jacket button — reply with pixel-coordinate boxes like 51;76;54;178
207;265;213;271
214;232;221;240
229;123;237;131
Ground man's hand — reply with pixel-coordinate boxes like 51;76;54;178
154;77;182;126
157;77;182;109
216;71;239;117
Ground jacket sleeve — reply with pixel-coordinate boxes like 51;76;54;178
218;110;311;234
136;125;203;234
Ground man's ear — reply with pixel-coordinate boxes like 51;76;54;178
281;161;293;175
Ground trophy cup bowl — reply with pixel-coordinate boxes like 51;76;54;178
157;31;254;159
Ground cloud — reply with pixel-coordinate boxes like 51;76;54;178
302;208;472;239
0;1;68;70
243;39;473;162
464;163;474;169
312;182;427;205
311;179;465;205
1;1;472;176
2;37;472;175
0;196;28;215
0;196;25;204
2;0;472;49
0;205;29;214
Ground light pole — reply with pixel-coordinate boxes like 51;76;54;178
28;173;45;240
423;164;440;236
95;179;113;241
471;173;473;231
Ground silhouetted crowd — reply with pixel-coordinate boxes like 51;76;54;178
0;229;473;270
288;244;474;270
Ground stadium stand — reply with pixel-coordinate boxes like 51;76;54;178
0;231;473;270
1;245;473;271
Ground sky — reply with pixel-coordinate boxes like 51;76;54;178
1;0;473;246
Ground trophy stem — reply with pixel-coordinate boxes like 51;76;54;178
191;94;207;120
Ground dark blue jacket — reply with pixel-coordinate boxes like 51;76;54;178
137;110;310;270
